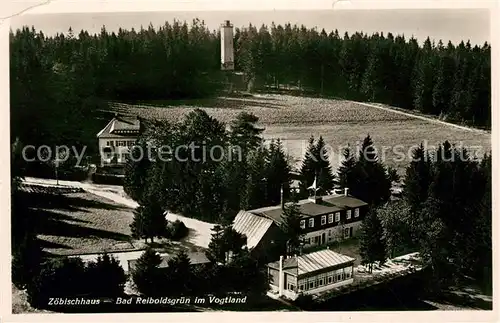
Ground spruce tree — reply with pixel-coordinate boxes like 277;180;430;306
243;148;268;209
266;139;292;206
86;253;126;297
299;135;317;197
353;135;392;206
124;142;151;202
165;250;193;295
337;146;358;191
131;247;163;296
130;188;166;243
315;136;335;194
280;200;304;256
359;209;387;273
403;143;432;212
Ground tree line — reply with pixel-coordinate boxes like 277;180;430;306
356;142;491;291
235;24;490;128
10;20;491;168
124;110;291;226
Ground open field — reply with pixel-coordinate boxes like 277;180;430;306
31;191;136;255
111;94;491;174
23;178;214;252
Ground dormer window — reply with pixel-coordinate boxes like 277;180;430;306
354;208;360;218
346;210;352;220
300;220;305;229
328;213;334;223
335;212;340;222
309;218;314;228
321;215;326;225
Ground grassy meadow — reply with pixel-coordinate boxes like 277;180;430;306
111;94;491;174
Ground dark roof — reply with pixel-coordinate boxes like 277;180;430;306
127;251;209;272
322;195;368;208
250;194;367;224
233;210;274;249
97;116;141;138
267;249;355;276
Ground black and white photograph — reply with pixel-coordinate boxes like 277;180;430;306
3;0;495;318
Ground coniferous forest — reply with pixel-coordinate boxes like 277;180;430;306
10;18;492;311
10;20;491;155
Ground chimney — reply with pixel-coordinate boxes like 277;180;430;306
278;255;284;297
344;187;349;196
308;196;323;204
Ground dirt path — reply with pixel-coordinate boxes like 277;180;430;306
351;101;489;135
23;177;215;248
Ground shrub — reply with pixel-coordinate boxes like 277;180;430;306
165;220;189;241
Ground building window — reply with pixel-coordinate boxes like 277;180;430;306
300;220;305;229
328;213;334;223
354;208;360;218
309;282;314;289
287;283;295;291
346;210;352;219
319;278;324;287
321;215;326;225
346;272;351;279
314;236;319;244
328;276;333;284
335;212;340;222
328;230;331;236
344;228;350;239
309;218;314;228
299;285;304;291
337;274;341;281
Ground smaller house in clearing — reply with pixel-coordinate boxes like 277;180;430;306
267;249;355;300
97;115;142;166
127;251;210;273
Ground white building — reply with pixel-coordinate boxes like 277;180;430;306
96;115;141;165
220;20;234;70
267;249;355;300
247;189;368;248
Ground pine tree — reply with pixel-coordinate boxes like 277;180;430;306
131;247;163;296
299;135;317;197
315;136;335;194
266;139;292;205
86;253;127;297
164;250;193;295
359;209;387;273
124;142;152;202
243;148;268;209
353;135;392;206
130;188;166;243
207;224;247;264
280;200;304;256
337;146;358;191
403;143;432;212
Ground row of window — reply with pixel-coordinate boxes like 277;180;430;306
305;227;352;245
102;152;129;161
105;140;136;147
293;270;352;292
300;208;359;229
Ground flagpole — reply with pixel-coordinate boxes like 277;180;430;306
314;173;317;200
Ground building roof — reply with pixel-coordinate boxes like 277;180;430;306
127;251;210;272
323;195;368;209
249;194;367;224
268;249;355;276
97;116;141;138
232;210;274;249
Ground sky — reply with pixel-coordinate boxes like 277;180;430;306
9;9;491;46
